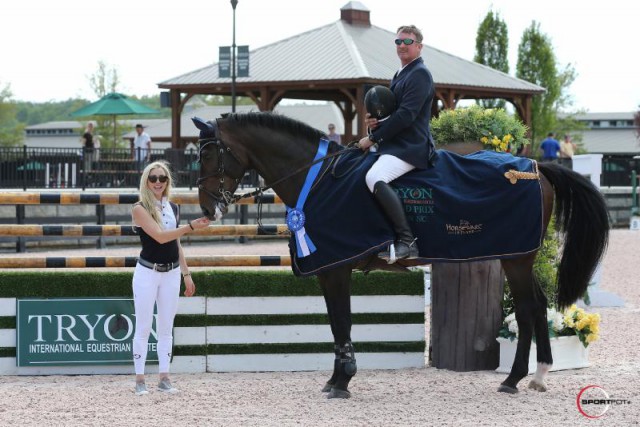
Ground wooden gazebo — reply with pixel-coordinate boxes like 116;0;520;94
159;2;544;148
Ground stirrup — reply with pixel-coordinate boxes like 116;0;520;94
378;239;418;264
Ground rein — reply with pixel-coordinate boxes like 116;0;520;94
197;134;364;233
198;137;361;205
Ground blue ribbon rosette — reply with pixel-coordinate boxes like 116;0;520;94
286;138;329;258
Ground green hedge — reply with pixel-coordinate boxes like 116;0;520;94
0;270;424;298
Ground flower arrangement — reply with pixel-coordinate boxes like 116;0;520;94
498;304;601;348
430;104;529;153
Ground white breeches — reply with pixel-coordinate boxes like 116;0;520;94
365;154;415;192
132;264;180;375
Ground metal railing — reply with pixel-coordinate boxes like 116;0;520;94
0;147;202;190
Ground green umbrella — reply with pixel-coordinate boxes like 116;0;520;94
17;161;45;171
71;92;159;145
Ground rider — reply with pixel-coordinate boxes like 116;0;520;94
358;25;436;263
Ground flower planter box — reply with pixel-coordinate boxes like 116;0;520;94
495;335;589;374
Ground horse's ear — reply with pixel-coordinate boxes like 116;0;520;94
191;116;216;138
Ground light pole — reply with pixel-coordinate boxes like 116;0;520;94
230;0;247;241
231;0;238;113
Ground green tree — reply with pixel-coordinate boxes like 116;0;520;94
516;21;577;154
0;83;24;147
16;99;87;125
85;61;124;148
474;10;509;109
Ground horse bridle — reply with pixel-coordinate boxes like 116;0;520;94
196;137;246;218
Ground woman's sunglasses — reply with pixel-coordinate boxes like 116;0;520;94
148;175;168;183
395;38;417;46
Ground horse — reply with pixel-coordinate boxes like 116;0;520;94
193;112;609;398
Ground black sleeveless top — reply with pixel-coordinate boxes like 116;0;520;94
135;201;180;264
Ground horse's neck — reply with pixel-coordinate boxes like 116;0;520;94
240;129;317;207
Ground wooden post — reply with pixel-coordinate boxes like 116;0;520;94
430;260;504;371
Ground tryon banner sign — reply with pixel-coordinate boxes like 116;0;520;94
16;298;159;367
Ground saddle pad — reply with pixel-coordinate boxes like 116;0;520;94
290;149;543;277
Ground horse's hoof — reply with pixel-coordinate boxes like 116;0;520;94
327;387;351;399
497;384;519;394
321;382;333;393
528;379;548;392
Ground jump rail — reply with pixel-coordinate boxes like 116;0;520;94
0;224;289;237
0;255;291;269
0;192;283;205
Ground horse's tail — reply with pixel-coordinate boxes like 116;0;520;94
538;162;610;308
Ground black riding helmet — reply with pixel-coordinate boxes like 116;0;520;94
364;85;396;120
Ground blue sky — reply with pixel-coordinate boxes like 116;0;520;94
1;0;638;112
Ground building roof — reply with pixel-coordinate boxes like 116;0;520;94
573;112;634;121
160;12;542;94
124;103;350;140
580;129;639;155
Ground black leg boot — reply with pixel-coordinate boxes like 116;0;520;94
373;181;419;263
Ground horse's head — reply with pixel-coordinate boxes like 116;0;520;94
192;117;247;220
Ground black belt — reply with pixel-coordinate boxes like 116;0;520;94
137;257;180;272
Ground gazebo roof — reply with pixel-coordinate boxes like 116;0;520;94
158;2;544;148
161;13;542;95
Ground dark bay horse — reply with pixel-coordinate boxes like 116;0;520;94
193;112;609;398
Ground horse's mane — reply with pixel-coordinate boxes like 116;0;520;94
222;112;326;142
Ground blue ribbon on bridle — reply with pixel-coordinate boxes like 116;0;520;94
286;138;330;258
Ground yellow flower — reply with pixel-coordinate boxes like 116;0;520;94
585;333;599;344
480;136;489;144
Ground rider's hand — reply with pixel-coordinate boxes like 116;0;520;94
358;136;374;151
365;113;379;130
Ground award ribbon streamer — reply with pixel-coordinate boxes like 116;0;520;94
286;138;330;258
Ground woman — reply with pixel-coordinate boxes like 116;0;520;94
131;161;210;395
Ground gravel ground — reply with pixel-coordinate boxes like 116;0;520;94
0;230;638;426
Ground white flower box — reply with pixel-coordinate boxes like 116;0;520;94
496;335;590;374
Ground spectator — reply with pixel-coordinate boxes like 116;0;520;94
327;123;342;145
539;132;560;163
559;134;577;169
82;122;95;171
132;124;152;169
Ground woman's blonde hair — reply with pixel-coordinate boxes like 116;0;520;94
137;161;174;226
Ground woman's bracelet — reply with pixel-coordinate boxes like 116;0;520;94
188;221;194;231
182;272;191;278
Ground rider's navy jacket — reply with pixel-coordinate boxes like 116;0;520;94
369;56;435;169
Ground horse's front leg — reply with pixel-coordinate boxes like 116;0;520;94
318;265;356;399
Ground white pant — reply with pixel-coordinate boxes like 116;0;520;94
365;154;415;192
132;264;180;375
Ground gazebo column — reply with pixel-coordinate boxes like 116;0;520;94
170;90;190;149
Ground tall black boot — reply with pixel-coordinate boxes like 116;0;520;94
373;181;419;263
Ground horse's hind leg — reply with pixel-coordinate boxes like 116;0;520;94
318;265;356;399
499;256;552;393
528;277;553;392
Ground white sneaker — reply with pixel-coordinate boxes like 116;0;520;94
158;378;179;394
135;382;149;396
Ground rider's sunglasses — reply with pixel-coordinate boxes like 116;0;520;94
148;174;168;183
395;38;417;46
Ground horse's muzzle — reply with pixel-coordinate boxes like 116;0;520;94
201;201;227;222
